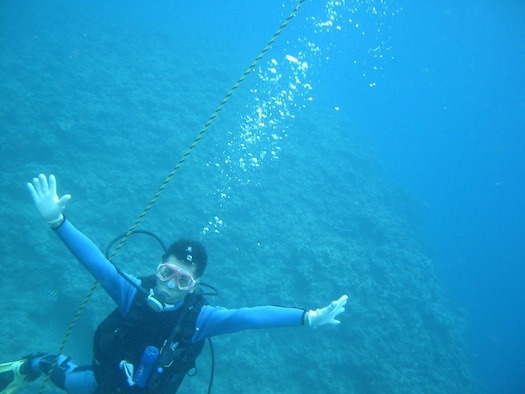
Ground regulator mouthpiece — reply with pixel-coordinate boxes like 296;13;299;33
146;288;169;312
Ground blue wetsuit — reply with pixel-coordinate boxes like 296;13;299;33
39;219;304;393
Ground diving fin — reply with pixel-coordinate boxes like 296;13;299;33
0;360;28;394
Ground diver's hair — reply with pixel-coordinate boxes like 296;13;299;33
162;239;207;278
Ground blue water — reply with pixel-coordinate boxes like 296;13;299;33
306;1;525;391
338;2;525;392
1;0;524;393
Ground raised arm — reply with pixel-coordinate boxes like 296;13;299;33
27;173;138;313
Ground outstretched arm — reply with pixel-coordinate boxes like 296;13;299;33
27;173;138;313
193;295;348;342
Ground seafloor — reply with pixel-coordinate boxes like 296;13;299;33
0;2;477;393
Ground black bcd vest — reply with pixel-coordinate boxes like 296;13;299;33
93;275;206;393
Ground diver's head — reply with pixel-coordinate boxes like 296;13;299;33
162;239;207;278
150;239;207;307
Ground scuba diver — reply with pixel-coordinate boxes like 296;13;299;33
0;173;348;394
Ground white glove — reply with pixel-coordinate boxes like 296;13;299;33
307;295;348;327
27;174;71;227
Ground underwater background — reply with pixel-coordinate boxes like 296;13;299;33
1;0;523;393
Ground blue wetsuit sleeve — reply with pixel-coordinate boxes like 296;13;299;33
54;219;138;314
192;305;306;343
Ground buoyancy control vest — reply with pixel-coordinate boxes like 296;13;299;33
93;275;206;393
